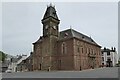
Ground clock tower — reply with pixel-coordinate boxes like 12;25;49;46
42;4;60;37
38;4;60;70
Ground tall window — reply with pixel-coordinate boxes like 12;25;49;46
102;52;104;56
62;42;67;54
81;47;84;53
58;60;61;70
107;52;110;55
39;63;41;70
102;57;104;61
87;48;88;54
89;48;90;54
78;47;80;53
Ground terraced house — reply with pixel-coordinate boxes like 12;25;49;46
32;4;101;71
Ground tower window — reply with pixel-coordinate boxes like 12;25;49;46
53;12;56;16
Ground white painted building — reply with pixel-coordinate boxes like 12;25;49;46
101;47;118;67
7;55;28;72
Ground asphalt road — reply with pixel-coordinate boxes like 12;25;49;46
1;67;120;80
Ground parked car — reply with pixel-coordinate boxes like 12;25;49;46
5;69;12;73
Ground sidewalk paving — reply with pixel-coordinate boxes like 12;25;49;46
2;67;119;78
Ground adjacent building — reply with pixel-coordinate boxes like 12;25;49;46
2;54;15;72
16;53;33;72
32;5;101;71
101;47;118;67
16;55;28;72
7;57;19;72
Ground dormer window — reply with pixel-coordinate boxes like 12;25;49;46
53;12;56;16
64;33;68;38
82;36;84;38
65;33;68;36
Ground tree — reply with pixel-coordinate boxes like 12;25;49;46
118;60;120;64
2;52;6;62
0;51;6;62
115;60;120;67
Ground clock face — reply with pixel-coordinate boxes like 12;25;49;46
45;25;49;29
53;26;56;29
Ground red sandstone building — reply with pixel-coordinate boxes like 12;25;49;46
32;5;101;71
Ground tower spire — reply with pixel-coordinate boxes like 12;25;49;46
42;4;60;37
42;3;59;21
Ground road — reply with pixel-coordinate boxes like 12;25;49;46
2;67;120;80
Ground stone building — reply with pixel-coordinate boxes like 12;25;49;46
32;5;101;71
16;53;33;72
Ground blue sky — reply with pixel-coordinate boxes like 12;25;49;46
1;2;118;56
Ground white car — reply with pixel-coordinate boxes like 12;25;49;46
6;69;12;73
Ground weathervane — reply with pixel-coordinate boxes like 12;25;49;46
47;3;55;7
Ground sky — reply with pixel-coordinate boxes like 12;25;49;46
0;2;2;52
1;2;118;56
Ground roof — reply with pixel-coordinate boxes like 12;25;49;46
59;29;100;47
33;36;43;44
101;48;116;52
34;29;100;47
42;5;59;21
17;55;28;65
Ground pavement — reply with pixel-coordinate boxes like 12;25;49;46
1;67;120;80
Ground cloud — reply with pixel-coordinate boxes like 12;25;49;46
2;2;118;55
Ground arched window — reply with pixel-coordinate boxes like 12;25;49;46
61;42;67;54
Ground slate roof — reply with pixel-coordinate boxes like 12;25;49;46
59;29;100;47
34;29;100;47
42;5;59;21
101;48;116;52
26;53;33;60
33;36;42;44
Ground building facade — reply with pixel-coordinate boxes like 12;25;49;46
32;5;101;71
16;55;28;72
101;47;118;67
